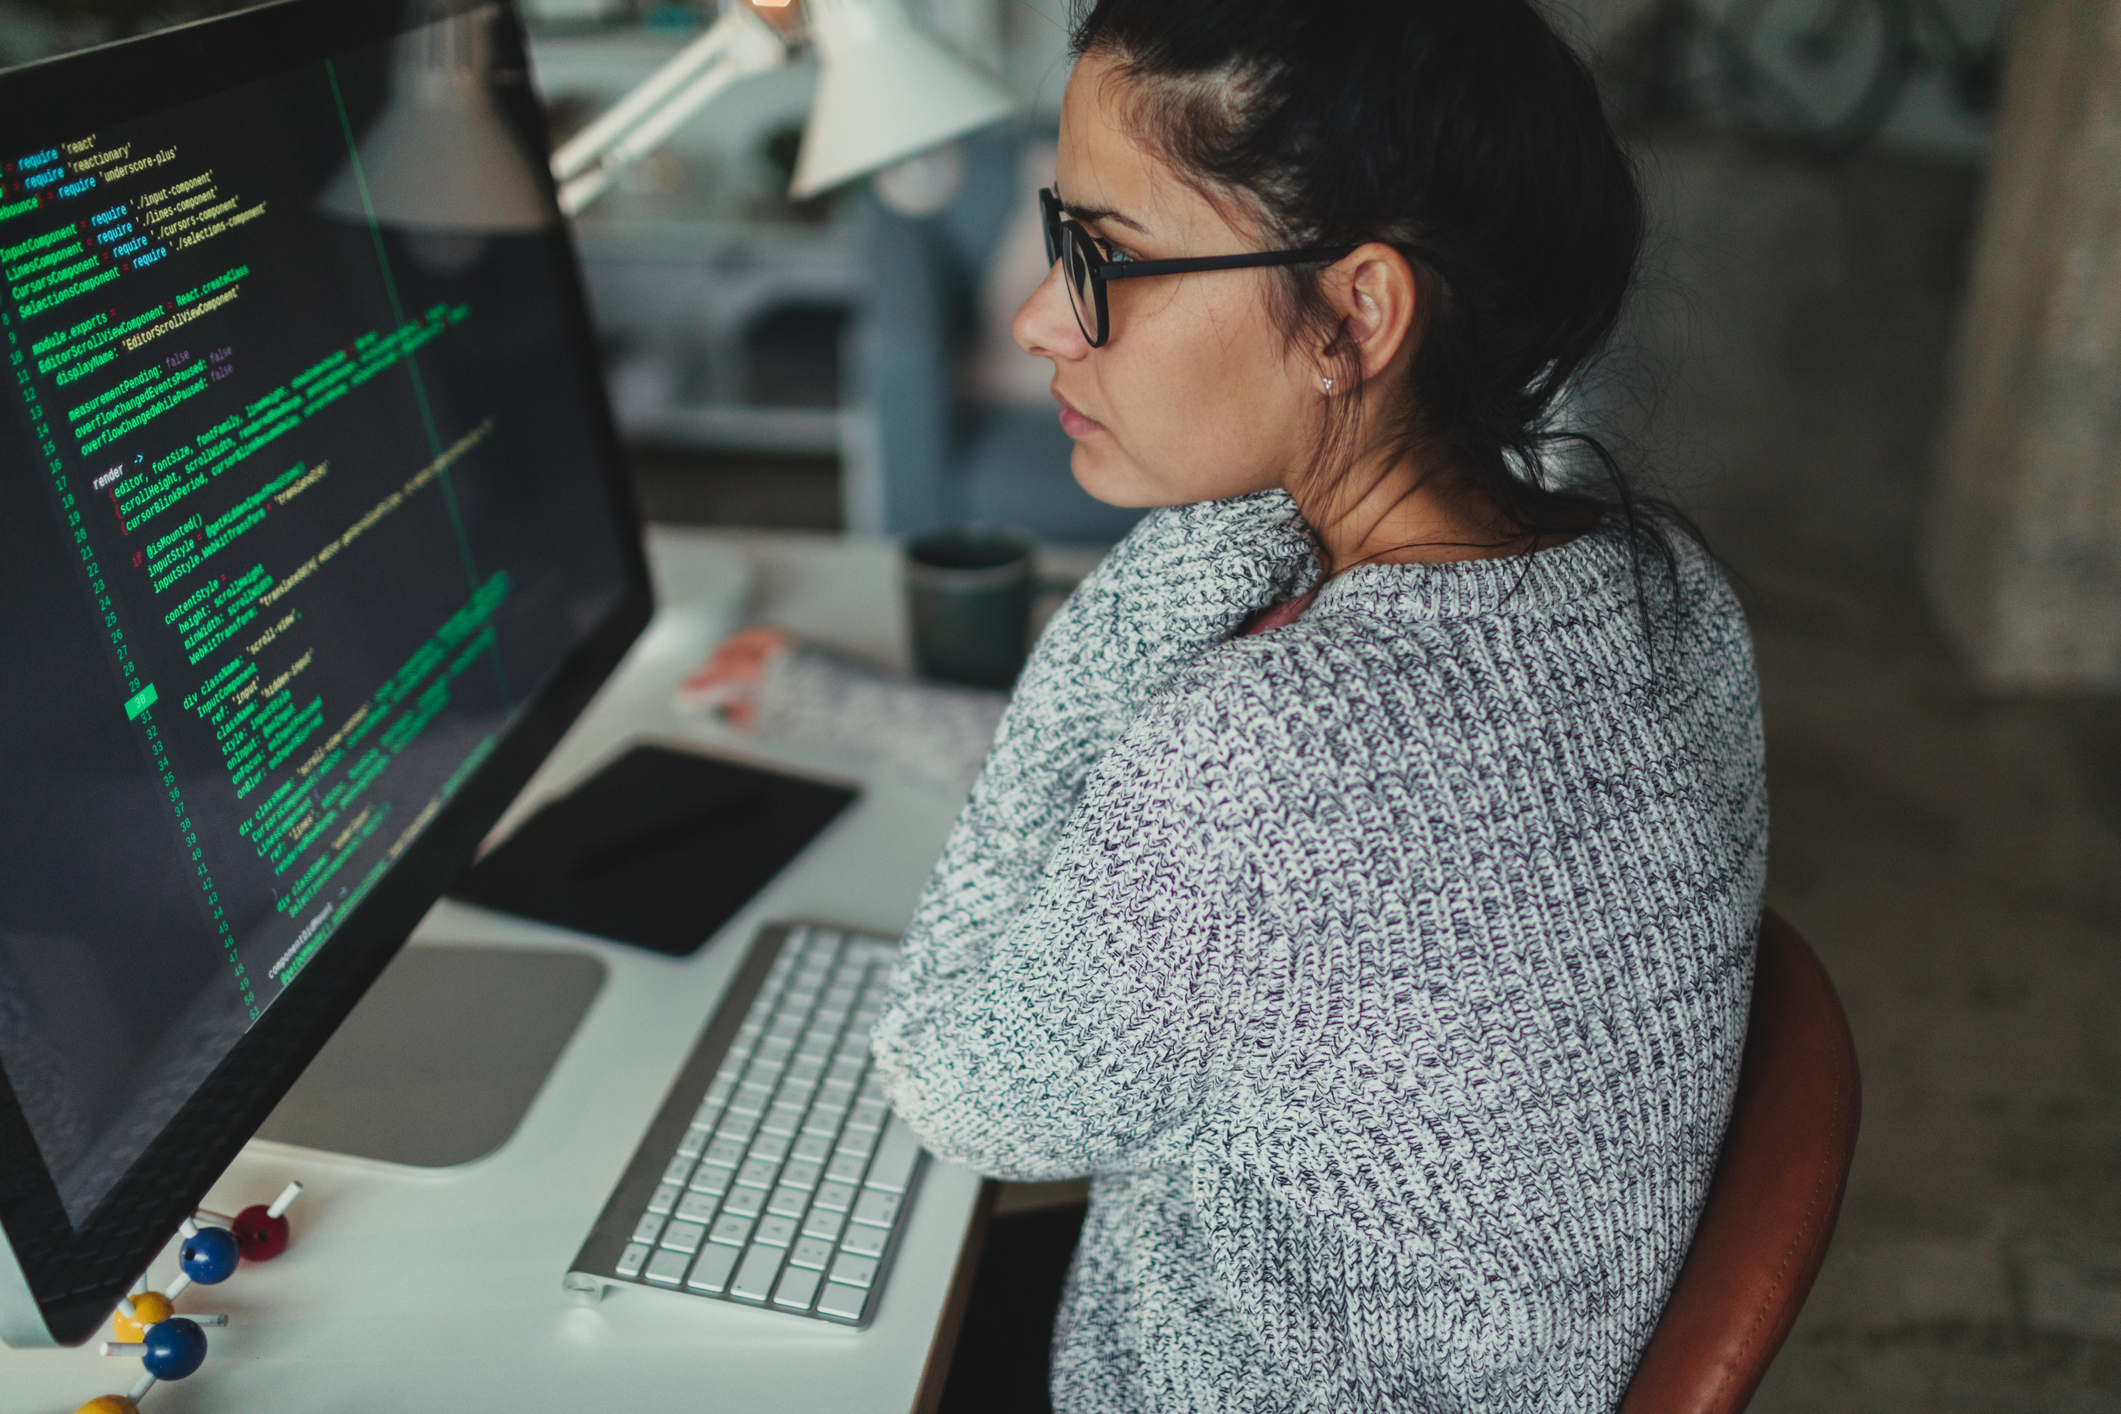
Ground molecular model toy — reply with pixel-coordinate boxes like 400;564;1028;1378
74;1181;302;1414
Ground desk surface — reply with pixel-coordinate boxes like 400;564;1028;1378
2;528;990;1414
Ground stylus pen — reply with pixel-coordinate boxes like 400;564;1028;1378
571;791;768;879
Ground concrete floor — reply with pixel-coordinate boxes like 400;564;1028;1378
1629;132;2121;1411
631;129;2121;1410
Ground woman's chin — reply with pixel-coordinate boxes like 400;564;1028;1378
1070;445;1157;509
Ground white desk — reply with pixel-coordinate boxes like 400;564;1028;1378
1;527;991;1414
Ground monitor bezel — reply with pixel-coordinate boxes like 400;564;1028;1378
0;0;654;1345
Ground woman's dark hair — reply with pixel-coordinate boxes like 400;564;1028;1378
1071;0;1695;578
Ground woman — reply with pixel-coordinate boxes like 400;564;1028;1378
695;1;1766;1408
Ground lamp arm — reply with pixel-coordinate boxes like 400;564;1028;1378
549;6;789;213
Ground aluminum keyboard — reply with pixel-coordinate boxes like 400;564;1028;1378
566;922;924;1326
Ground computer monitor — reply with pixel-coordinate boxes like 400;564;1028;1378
0;0;651;1345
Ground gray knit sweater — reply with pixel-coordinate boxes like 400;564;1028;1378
768;492;1766;1413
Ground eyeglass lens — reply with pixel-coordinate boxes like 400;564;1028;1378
1040;191;1106;347
1061;230;1101;345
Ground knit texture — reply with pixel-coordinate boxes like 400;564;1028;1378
853;491;1765;1413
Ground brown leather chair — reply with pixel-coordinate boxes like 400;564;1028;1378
1619;909;1862;1414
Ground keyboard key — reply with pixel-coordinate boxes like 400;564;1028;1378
616;1242;651;1279
829;1253;879;1289
766;1185;809;1218
792;1133;833;1163
645;1248;692;1285
659;1220;706;1254
715;1112;759;1144
686;1243;739;1294
816;1281;868;1322
730;1083;773;1117
789;1236;835;1270
736;1157;780;1190
730;1244;785;1302
801;1208;845;1242
835;1127;877;1160
775;1077;818;1108
663;1156;696;1186
675;1126;710;1158
647;1182;681;1215
688;1164;732;1197
840;1223;887;1259
709;1214;753;1247
691;1098;725;1129
825;1152;868;1185
722;1186;766;1219
827;1057;867;1087
865;1119;922;1195
750;1132;790;1163
851;1190;901;1229
763;1104;806;1137
705;1074;738;1104
676;1192;720;1224
632;1213;666;1245
802;1105;847;1138
847;1100;888;1132
753;1215;798;1248
774;1263;822;1311
779;1160;823;1191
813;1181;857;1213
703;1138;747;1168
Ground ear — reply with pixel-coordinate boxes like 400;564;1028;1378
1321;242;1419;384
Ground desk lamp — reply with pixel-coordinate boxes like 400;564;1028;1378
550;0;1018;216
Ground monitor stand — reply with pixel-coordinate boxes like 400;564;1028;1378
254;945;605;1168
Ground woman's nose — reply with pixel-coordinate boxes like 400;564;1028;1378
1015;261;1089;362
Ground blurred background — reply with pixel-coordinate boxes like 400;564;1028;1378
5;0;2116;1407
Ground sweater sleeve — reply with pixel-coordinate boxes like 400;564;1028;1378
881;491;1316;1001
868;680;1256;1180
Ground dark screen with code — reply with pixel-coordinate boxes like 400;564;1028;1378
0;4;629;1223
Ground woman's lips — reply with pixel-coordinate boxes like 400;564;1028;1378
1055;394;1102;439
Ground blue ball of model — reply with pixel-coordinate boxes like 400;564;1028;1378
141;1316;208;1380
177;1226;239;1285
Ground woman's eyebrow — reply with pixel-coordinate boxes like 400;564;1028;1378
1054;190;1149;235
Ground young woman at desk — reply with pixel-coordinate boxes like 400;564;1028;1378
691;0;1766;1407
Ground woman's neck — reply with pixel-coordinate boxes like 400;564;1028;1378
1292;454;1530;578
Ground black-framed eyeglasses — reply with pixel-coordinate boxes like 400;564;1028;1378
1040;188;1357;348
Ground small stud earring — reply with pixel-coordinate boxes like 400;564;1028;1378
1321;376;1334;393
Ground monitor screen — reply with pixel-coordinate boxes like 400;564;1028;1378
0;0;650;1342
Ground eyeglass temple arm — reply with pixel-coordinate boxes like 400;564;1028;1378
1095;246;1359;280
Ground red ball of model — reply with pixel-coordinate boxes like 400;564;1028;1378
230;1204;289;1261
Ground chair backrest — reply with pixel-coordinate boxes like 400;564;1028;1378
1618;909;1862;1414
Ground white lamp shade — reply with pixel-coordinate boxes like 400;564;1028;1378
322;12;551;233
789;0;1018;200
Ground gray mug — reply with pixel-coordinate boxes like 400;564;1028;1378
901;527;1036;690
